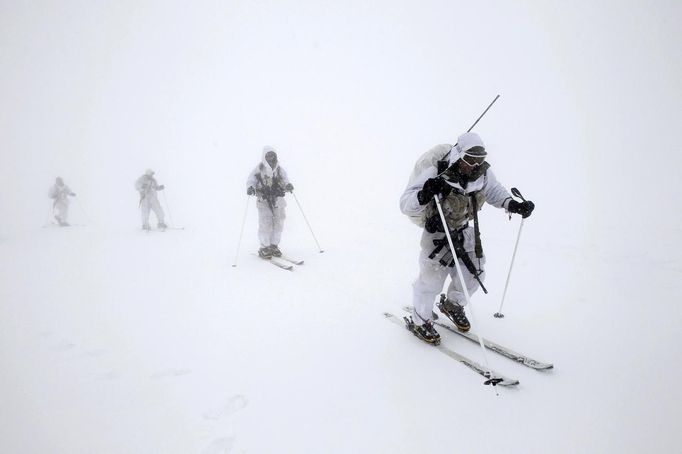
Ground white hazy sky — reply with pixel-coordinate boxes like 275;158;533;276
0;2;678;277
1;1;680;257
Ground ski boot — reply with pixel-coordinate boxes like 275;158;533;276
268;244;282;257
157;222;168;230
404;316;441;345
437;294;470;332
258;246;273;259
142;223;151;231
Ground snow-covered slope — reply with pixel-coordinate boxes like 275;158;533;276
1;1;680;453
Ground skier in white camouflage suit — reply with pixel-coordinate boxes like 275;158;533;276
400;132;535;344
48;177;76;226
135;169;167;231
246;146;294;259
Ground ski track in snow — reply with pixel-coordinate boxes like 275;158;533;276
201;395;248;454
51;339;76;352
202;395;248;421
150;368;192;379
201;437;235;454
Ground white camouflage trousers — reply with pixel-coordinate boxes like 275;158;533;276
257;199;286;247
54;200;69;224
412;226;486;324
140;195;165;227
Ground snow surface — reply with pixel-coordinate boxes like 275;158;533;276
1;1;681;453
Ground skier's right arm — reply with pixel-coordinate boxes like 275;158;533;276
246;165;261;195
134;177;145;193
400;168;438;217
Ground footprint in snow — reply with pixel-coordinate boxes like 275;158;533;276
79;349;107;358
52;339;76;352
150;368;192;379
202;395;248;421
95;370;119;381
202;437;234;454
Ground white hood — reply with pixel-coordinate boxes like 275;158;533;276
448;132;486;166
261;146;279;178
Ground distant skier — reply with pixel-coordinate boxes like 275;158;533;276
48;177;76;226
400;132;535;344
246;146;294;258
135;169;167;231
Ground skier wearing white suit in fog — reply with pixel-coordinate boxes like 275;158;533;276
135;169;167;231
400;132;535;344
48;177;76;226
246;146;294;259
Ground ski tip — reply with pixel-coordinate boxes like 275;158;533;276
485;377;520;387
493;312;505;318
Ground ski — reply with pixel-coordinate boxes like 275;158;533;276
384;313;519;387
279;254;303;265
403;306;553;370
269;256;294;270
252;253;297;270
43;222;86;228
143;228;165;233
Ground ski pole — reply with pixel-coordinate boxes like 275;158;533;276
494;187;528;319
161;190;178;228
75;197;89;225
434;195;500;391
231;195;251;267
43;202;54;227
291;192;324;253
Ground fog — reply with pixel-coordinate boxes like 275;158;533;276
1;1;680;453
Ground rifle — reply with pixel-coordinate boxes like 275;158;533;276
429;230;488;294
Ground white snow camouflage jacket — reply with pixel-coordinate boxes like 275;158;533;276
400;138;512;230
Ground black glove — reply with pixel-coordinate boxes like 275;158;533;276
70;192;76;196
285;183;294;192
157;185;165;190
417;177;446;205
424;214;445;233
247;186;255;196
507;200;535;218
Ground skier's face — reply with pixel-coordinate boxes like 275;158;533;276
265;151;278;169
457;154;485;175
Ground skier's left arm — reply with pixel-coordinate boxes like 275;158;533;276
482;170;513;209
484;170;535;218
279;167;294;192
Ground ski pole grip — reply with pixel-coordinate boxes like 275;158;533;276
511;187;526;202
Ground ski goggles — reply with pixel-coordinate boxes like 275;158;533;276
461;154;486;167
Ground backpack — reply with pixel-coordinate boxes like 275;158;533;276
405;144;453;227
